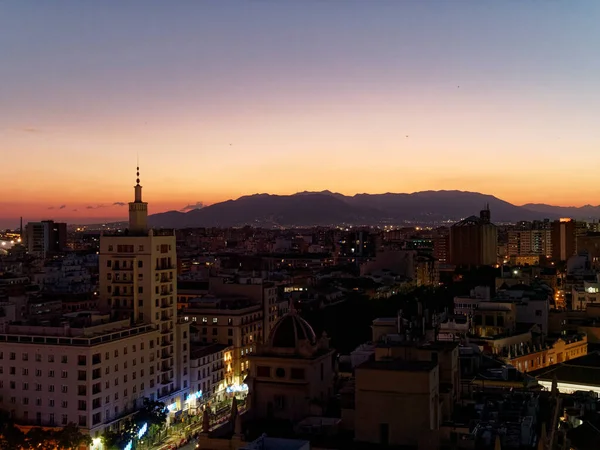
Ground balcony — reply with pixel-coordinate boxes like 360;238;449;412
161;327;173;335
160;351;173;360
160;302;171;309
155;265;174;271
160;378;173;386
112;266;133;271
160;339;171;348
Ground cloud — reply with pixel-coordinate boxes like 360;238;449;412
181;201;205;212
72;209;78;212
113;202;126;206
18;127;42;134
48;206;54;210
59;205;66;210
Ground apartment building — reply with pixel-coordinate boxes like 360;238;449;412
209;276;280;335
0;317;160;439
507;229;552;258
188;343;229;413
182;297;263;387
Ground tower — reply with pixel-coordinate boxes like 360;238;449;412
480;203;491;224
98;170;190;405
129;166;148;234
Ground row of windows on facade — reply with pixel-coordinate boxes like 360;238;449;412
0;363;179;383
107;244;172;253
0;338;181;363
105;272;174;284
4;395;155;427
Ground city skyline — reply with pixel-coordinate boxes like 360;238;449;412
3;1;600;226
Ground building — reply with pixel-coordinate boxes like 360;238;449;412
507;229;552;258
449;206;497;266
188;343;229;413
552;219;577;262
246;312;335;422
182;297;263;388
354;359;440;447
97;169;190;419
0;316;160;438
24;220;67;257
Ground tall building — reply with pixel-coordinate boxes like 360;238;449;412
551;219;576;261
449;206;498;266
98;168;190;409
507;229;552;258
24;220;67;257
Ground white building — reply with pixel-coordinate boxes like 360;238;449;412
0;316;160;439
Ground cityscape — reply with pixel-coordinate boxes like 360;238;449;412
2;2;600;450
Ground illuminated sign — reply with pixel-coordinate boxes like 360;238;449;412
137;423;148;439
226;383;248;394
186;390;202;402
167;402;177;412
123;441;132;450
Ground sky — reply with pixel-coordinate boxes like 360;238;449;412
2;1;600;228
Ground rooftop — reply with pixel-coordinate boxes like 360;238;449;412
528;351;600;386
357;358;437;372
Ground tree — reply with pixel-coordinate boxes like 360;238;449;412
25;427;56;450
55;423;92;450
0;410;25;450
135;398;167;429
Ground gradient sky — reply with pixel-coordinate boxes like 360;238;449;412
2;1;600;228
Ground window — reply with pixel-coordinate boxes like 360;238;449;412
61;356;68;364
275;368;285;378
48;355;54;363
22;368;28;376
138;260;143;268
212;318;218;324
62;370;68;379
61;385;68;393
48;385;55;392
22;353;28;361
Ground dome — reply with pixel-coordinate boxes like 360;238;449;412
268;312;317;349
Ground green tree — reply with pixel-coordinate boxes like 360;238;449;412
55;423;92;450
135;398;167;429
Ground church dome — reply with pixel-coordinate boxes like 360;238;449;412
268;312;317;349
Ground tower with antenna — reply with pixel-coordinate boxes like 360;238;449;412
128;166;148;234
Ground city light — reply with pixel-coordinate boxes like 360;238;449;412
226;383;249;394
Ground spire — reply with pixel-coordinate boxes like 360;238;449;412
129;164;148;233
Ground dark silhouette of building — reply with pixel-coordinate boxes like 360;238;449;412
24;220;67;256
551;219;576;261
449;205;497;266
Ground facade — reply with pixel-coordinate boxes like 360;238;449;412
188;343;229;413
247;312;335;423
449;206;497;266
0;318;160;438
507;229;552;258
182;297;263;387
551;219;577;262
354;359;440;447
24;220;67;257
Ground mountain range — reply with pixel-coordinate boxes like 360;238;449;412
143;190;600;228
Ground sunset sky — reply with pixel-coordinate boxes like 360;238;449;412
2;1;600;228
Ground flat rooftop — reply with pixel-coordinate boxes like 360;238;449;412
357;358;437;372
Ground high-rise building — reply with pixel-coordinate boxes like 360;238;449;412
551;219;576;261
449;206;498;266
98;168;190;410
24;220;67;257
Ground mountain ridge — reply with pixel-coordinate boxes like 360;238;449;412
141;190;598;228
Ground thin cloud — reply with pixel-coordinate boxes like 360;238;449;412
181;201;205;212
72;209;78;212
16;127;43;134
48;206;54;210
59;205;66;210
113;202;126;206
